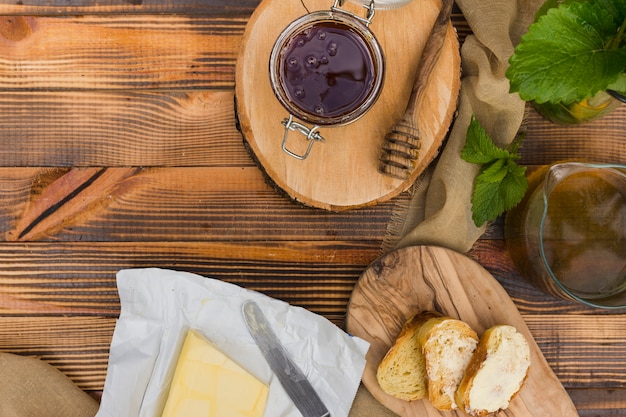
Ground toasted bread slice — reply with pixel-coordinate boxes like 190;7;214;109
455;324;531;417
417;316;478;410
376;310;442;401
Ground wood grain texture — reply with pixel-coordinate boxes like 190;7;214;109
0;91;252;167
0;94;622;168
0;316;117;391
569;389;626;417
0;15;244;90
0;241;381;317
0;0;623;414
236;0;460;210
523;315;626;388
345;245;577;417
0;310;626;394
0;0;469;40
0;0;261;15
521;105;626;166
0;167;404;241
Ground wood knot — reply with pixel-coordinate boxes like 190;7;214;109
0;16;32;41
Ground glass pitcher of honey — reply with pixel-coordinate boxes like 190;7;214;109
505;162;626;308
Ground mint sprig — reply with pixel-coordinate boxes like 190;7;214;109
506;0;626;104
462;116;528;227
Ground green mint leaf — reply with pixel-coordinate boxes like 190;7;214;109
461;116;512;164
507;0;626;104
499;159;528;213
471;160;528;227
595;0;626;25
479;158;508;183
471;170;504;227
608;73;626;95
462;116;528;227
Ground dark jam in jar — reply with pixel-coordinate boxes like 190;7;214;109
279;21;377;121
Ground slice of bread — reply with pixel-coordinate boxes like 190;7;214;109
455;325;531;417
376;310;441;401
417;316;479;410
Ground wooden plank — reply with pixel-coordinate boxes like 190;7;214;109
0;15;244;90
0;91;252;167
0;0;468;33
0;0;472;40
0;0;259;15
2;313;625;393
0;241;382;317
1;243;623;396
0;316;116;391
0;3;470;49
0;99;621;169
0;0;260;15
0;167;402;241
568;389;626;416
523;315;626;387
0;12;470;93
521;105;626;166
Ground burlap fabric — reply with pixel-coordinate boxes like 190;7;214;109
1;0;542;415
0;352;98;416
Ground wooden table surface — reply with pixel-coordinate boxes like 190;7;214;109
0;1;624;416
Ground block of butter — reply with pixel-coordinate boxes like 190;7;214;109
161;330;269;417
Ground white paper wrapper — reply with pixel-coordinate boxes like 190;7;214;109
96;268;370;417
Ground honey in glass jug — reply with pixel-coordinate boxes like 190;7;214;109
505;162;626;308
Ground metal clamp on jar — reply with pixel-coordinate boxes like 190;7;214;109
269;0;385;160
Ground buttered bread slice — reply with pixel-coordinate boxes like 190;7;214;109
455;324;531;417
417;316;478;410
376;311;442;401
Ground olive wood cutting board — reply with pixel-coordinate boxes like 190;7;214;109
235;0;460;211
345;245;579;417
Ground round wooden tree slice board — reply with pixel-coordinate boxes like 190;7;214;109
235;0;460;211
345;245;578;417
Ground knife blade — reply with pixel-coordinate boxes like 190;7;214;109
242;300;331;417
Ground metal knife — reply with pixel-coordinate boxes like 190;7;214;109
242;300;331;417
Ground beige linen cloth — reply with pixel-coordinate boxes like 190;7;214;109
0;352;99;417
1;0;542;415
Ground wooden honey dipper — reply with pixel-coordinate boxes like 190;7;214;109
379;0;455;179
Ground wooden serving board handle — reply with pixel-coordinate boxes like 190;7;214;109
345;246;578;417
235;0;460;211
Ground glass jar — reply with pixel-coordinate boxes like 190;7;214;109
532;90;624;125
269;0;385;159
505;162;626;308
